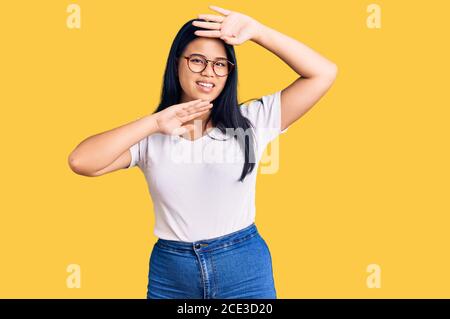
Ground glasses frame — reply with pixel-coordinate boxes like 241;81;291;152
180;54;235;77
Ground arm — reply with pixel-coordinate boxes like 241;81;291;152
252;23;338;131
68;99;213;177
193;5;338;131
68;114;160;177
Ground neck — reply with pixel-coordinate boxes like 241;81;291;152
179;93;213;136
185;111;213;138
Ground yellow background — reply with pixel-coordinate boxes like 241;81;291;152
1;0;449;298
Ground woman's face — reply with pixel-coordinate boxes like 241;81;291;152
178;37;230;103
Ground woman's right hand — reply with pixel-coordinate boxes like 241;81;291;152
154;99;213;136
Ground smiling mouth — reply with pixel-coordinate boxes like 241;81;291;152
196;81;215;92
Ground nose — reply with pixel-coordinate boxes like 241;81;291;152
201;61;215;77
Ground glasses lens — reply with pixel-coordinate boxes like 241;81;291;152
188;55;232;76
188;56;207;72
214;59;230;76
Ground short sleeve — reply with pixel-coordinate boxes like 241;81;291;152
240;90;289;147
127;136;148;169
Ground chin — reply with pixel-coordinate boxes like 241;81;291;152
193;92;215;100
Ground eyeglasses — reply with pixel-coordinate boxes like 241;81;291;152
180;54;234;77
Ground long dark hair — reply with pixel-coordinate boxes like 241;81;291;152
153;18;261;182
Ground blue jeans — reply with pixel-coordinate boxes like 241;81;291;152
147;223;277;299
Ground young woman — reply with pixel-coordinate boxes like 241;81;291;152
68;5;337;299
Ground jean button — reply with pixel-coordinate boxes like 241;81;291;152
194;244;201;249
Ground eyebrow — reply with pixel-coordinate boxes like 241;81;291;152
191;53;228;60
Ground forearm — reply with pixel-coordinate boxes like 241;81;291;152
68;113;160;174
252;23;337;78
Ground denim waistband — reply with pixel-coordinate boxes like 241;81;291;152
155;223;259;253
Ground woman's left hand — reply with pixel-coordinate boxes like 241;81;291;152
192;5;263;46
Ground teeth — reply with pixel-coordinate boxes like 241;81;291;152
197;82;214;88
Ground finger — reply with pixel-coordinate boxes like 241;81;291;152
197;103;214;111
171;125;191;136
182;107;203;116
197;14;225;23
186;102;213;112
182;109;211;122
181;99;210;110
220;35;239;45
190;102;213;110
184;104;213;115
176;110;188;117
178;102;210;116
192;20;221;30
179;109;210;122
184;101;212;112
194;30;221;38
208;5;231;16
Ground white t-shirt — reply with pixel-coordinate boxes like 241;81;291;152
127;90;288;242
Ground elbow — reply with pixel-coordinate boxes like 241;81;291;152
333;64;339;78
321;64;338;87
325;63;338;80
68;153;97;177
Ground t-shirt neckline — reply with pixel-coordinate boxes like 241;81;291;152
177;127;218;143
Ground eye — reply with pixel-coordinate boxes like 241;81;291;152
191;58;204;64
